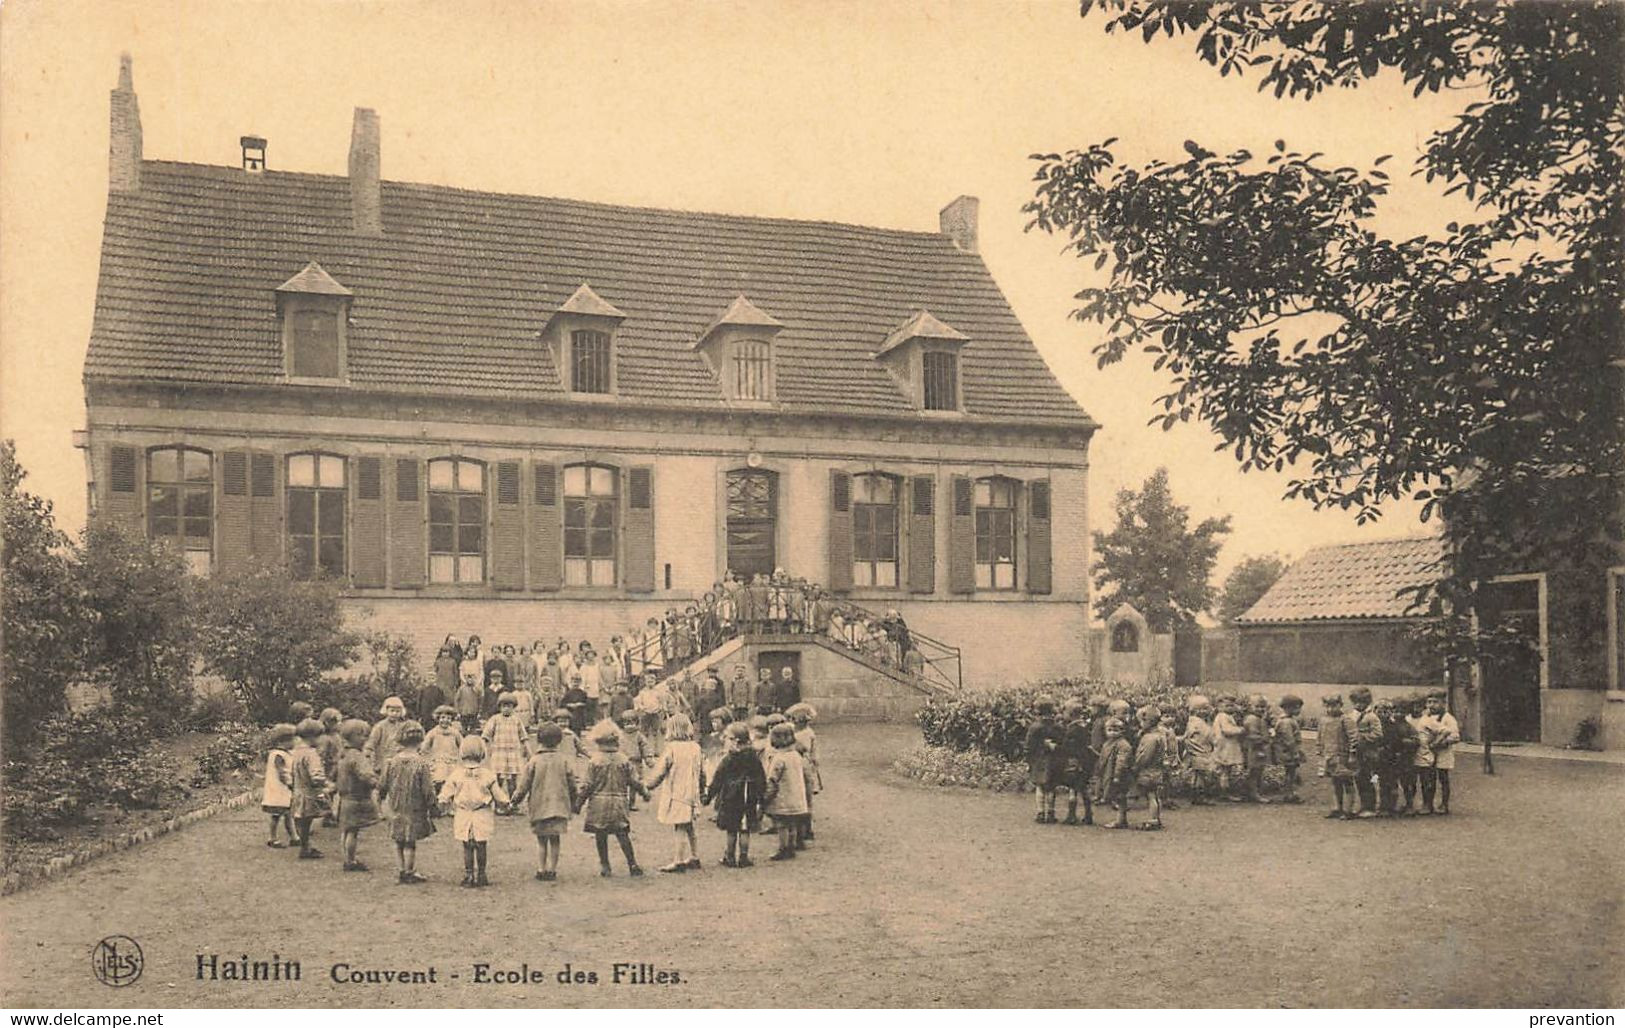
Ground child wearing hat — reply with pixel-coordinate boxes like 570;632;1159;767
289;719;330;859
364;696;409;773
643;714;707;873
509;722;578;881
1095;717;1134;829
1024;698;1065;824
377;720;436;884
1318;694;1355;818
482;692;531;814
439;736;508;887
705;721;767;867
1057;700;1095;826
335;718;381;872
786;703;821;841
575;722;648;877
1131;705;1168;830
262;723;297;848
1272;696;1305;804
421;705;464;813
762;721;811;859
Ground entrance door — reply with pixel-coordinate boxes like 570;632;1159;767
1478;578;1543;743
756;650;801;707
726;469;777;580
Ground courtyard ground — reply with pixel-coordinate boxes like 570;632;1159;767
2;722;1620;1008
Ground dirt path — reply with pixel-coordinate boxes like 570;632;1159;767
3;723;1621;1008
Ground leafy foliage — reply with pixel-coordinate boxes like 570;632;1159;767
1;441;84;744
892;744;1033;793
1216;553;1289;624
76;522;197;723
1092;468;1230;631
189;721;262;788
1029;1;1623;714
1;708;182;841
194;562;361;723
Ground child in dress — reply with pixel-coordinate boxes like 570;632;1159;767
762;721;810;860
334;718;381;872
552;708;588;763
363;696;409;772
421;705;463;813
439;736;508;887
1024;698;1065;824
576;722;647;877
644;713;707;873
786;703;821;842
482;692;531;814
1272;695;1305;804
1212;697;1246;802
1057;700;1094;826
316;708;344;827
1180;698;1217;805
455;673;482;735
1318;694;1354;819
618;711;652;812
377;720;436;885
290;718;330;859
510;722;578;881
705;708;734;761
1095;717;1134;829
262;723;297;848
705;721;767;867
1425;690;1460;814
1131;705;1168;830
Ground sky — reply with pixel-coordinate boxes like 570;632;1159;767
0;0;1469;584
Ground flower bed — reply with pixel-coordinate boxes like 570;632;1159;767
892;744;1033;792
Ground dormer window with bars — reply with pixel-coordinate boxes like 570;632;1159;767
275;261;352;383
694;295;783;405
545;284;625;398
875;309;968;414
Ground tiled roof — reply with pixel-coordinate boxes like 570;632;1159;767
85;161;1093;426
1236;536;1446;623
876;309;968;356
276;261;352;297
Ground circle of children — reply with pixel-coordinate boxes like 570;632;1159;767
1025;686;1462;832
256;581;856;888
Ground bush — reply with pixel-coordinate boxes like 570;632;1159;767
1;708;183;841
892;744;1033;792
190;721;262;788
184;688;246;732
308;674;395;723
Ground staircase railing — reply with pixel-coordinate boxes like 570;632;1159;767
615;584;962;693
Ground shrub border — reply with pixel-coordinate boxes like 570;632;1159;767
2;787;257;896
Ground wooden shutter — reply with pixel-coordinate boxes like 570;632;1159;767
216;449;253;572
827;470;853;594
1027;478;1053;595
101;444;143;531
907;474;936;594
389;456;426;587
248;451;282;562
351;455;387;587
623;465;655;593
528;461;563;591
492;460;525;591
948;474;975;595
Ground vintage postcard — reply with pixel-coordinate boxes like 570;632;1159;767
1;0;1620;1014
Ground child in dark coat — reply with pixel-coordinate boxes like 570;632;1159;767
575;723;648;877
1376;699;1419;815
376;720;436;885
1058;700;1095;825
1272;695;1305;804
706;722;768;867
1095;717;1134;829
1024;698;1066;824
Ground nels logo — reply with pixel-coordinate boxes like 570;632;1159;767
92;935;143;987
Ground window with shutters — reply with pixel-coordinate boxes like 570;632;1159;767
852;473;899;588
974;477;1017;590
357;457;381;500
428;458;485;584
497;462;520;505
147;447;213;574
110;447;138;493
922;351;959;411
570;330;612;394
731;339;772;401
287;453;346;580
563;464;617;586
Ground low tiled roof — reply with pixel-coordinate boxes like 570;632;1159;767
1236;536;1446;623
86;161;1093;426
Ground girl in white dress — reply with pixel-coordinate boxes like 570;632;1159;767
643;714;706;873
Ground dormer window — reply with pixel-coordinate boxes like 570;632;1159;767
876;309;968;413
694;295;783;405
544;284;625;398
923;350;960;411
275;261;352;383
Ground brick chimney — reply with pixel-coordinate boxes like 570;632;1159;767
348;107;381;235
109;53;142;194
939;195;979;254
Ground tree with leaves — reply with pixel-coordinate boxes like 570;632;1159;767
1;440;85;743
1093;467;1231;632
1029;1;1622;766
1216;553;1289;624
195;562;360;723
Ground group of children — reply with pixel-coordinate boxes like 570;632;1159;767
261;688;824;887
1024;687;1461;831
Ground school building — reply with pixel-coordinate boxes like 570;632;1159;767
78;58;1098;709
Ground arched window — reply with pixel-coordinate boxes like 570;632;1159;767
147;446;213;574
428;458;485;584
287;453;346;580
1111;621;1140;653
852;473;899;588
564;463;617;586
974;477;1017;590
